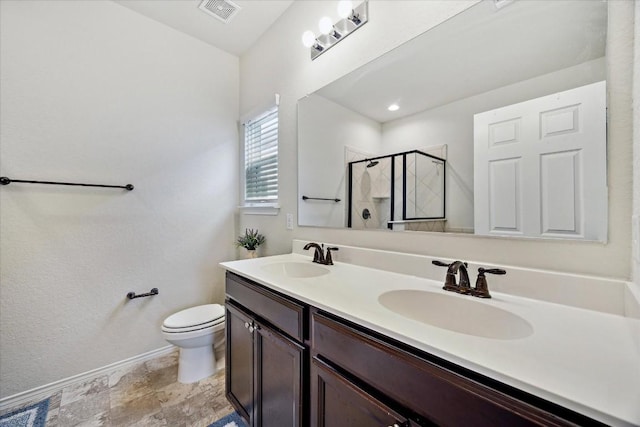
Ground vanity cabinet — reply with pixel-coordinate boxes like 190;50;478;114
225;273;306;427
225;272;604;427
311;309;600;427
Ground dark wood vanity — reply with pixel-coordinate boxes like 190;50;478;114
225;272;306;426
225;272;605;427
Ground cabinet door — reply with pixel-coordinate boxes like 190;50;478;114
254;321;305;427
311;357;410;427
226;302;254;424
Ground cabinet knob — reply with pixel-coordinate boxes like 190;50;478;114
248;324;255;333
244;322;250;329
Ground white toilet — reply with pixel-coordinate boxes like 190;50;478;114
161;304;226;384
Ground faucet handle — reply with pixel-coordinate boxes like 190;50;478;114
432;260;450;267
325;247;339;265
482;268;506;275
472;267;506;298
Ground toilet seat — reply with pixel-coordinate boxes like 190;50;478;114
162;304;225;333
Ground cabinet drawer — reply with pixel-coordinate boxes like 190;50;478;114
312;310;579;427
226;272;305;342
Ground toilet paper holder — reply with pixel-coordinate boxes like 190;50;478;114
127;288;159;300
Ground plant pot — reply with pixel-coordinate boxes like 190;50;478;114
245;249;257;259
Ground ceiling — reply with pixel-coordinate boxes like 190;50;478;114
113;0;294;56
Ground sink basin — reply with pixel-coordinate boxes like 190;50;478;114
261;262;330;278
378;290;533;340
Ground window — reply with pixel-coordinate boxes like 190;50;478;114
243;106;278;205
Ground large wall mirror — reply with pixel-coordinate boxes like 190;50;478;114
298;0;608;241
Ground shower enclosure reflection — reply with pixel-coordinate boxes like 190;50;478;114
348;150;446;231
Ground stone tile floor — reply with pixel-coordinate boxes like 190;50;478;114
0;349;235;426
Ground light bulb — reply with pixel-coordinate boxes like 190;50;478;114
388;104;400;111
337;0;353;19
319;17;333;35
302;30;316;48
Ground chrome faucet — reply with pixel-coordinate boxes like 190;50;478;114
303;243;339;265
432;260;471;294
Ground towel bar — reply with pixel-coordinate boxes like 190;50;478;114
127;288;158;300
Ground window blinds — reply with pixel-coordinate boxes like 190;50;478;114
244;107;278;201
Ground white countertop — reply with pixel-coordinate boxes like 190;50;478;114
220;253;640;427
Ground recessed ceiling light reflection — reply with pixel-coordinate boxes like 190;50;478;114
388;104;400;111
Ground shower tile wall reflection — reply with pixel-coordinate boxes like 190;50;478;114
406;153;445;218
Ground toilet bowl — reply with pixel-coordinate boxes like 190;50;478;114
161;304;225;384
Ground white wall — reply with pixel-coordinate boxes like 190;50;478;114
382;58;605;233
298;94;381;228
634;0;640;288
0;0;238;398
239;0;634;279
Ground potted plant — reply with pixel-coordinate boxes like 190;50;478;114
236;228;265;259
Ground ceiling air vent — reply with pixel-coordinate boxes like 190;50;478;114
198;0;241;24
494;0;515;10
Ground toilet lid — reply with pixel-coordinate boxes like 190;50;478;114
163;304;225;329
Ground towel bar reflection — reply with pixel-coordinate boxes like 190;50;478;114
302;195;340;202
1;177;134;191
127;288;158;300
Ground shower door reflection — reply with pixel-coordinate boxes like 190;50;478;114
348;150;446;230
405;152;445;220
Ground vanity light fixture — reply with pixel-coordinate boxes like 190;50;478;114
387;104;400;111
301;0;369;60
318;17;333;35
302;30;324;52
337;0;353;19
319;16;342;40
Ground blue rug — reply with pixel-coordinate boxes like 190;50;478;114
0;399;49;427
208;411;246;427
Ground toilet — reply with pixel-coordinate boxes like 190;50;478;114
161;304;226;384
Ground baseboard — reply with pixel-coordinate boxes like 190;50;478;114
0;345;175;411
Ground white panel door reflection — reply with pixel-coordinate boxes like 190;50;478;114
474;81;606;241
